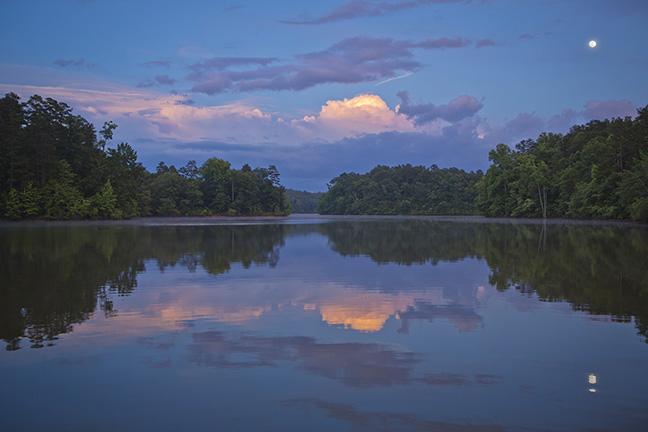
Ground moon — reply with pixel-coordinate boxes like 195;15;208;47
588;40;597;49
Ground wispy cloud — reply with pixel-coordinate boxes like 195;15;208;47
376;71;414;86
53;58;94;69
137;75;177;88
143;60;172;68
475;38;496;48
281;0;465;25
189;56;277;72
188;36;471;95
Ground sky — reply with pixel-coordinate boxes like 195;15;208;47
1;0;647;191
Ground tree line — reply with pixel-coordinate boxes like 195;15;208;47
0;93;290;220
317;164;482;215
286;189;324;213
318;105;648;222
477;106;648;221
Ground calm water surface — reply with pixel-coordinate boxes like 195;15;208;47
1;216;647;431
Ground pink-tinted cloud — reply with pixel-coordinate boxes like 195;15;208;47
294;94;415;141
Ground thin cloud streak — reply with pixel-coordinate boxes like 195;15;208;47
281;0;465;25
376;71;414;86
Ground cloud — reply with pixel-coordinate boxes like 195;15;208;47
518;33;535;40
189;331;420;387
281;0;465;25
154;75;176;85
475;38;496;48
0;83;280;144
282;399;505;431
376;71;414;86
188;36;471;95
293;94;415;141
4;82;638;190
143;60;172;68
397;302;482;333
53;58;92;68
137;75;177;88
582;99;636;120
397;91;483;124
189;56;277;72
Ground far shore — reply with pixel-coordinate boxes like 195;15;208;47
0;214;646;228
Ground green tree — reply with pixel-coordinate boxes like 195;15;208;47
200;158;232;213
4;188;21;219
91;180;121;219
20;182;40;217
43;161;89;219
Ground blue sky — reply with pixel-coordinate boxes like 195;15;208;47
1;0;647;190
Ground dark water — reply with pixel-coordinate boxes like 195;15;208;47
1;216;648;431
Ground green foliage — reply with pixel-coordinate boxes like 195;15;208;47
43;161;89;219
149;164;204;216
286;189;323;213
0;92;290;220
91;180;122;219
318;164;482;215
104;142;149;217
201;158;232;213
4;188;21;219
20;182;40;217
478;111;648;221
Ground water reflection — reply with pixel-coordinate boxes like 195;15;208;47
282;399;505;432
1;220;648;351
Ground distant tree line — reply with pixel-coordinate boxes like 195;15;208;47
318;106;648;222
0;93;290;219
317;165;482;215
286;189;324;213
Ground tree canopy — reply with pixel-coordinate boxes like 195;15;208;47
286;189;323;213
477;107;648;221
317;164;482;215
0;93;290;220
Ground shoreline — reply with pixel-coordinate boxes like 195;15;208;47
0;213;646;228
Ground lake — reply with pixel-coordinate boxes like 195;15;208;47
1;215;647;431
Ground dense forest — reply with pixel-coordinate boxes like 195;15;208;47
0;93;290;219
477;106;648;221
318;106;648;221
317;165;482;215
286;189;324;213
